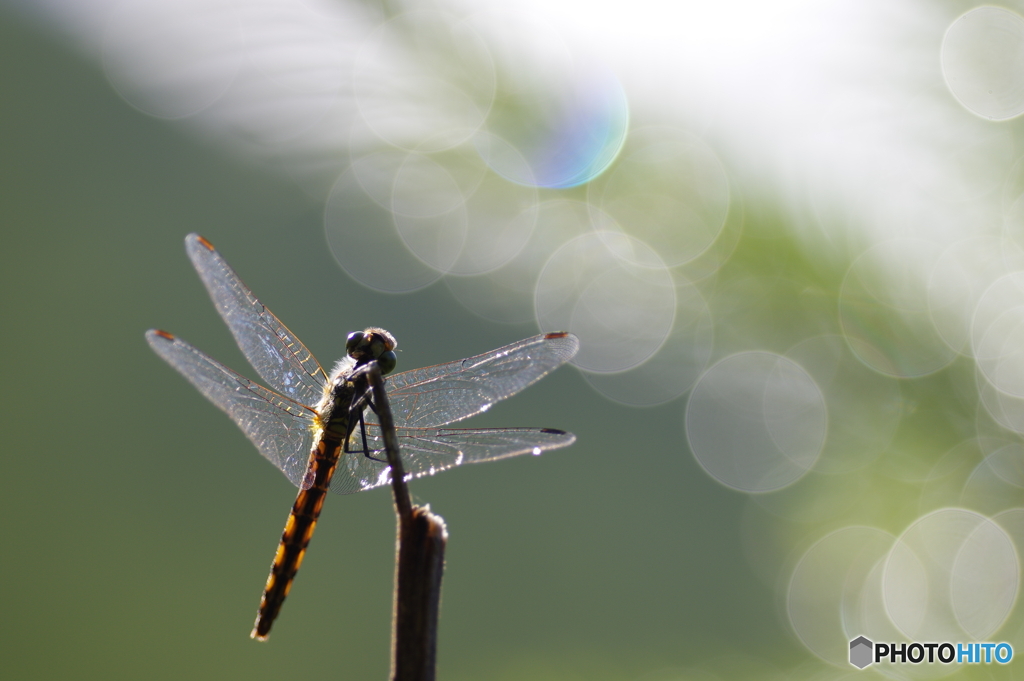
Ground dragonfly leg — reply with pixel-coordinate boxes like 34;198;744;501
344;389;389;463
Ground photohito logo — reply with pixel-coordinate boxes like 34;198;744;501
849;636;1013;669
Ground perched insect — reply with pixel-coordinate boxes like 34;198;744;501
146;234;579;639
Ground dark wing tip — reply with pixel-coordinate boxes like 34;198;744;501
187;233;216;252
540;428;568;435
542;331;580;362
147;329;176;341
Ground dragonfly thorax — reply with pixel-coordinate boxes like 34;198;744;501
317;379;360;439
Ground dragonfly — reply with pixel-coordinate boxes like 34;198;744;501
145;234;579;641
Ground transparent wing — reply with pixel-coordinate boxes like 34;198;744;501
147;329;318;488
185;233;327;408
384;333;580;428
329;426;576;494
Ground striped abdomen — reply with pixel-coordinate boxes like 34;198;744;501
250;435;343;640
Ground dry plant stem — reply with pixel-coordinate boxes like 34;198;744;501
364;362;448;681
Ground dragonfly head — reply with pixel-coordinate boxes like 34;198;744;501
346;327;398;375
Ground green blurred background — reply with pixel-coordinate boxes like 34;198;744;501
4;1;1024;680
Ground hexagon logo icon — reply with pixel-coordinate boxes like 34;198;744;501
849;636;873;669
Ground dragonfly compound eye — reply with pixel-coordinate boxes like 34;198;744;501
378;350;397;375
345;331;364;355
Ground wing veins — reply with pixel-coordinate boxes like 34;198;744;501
186;233;327;408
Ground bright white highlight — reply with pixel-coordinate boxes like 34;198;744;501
685;352;826;493
942;7;1024;121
